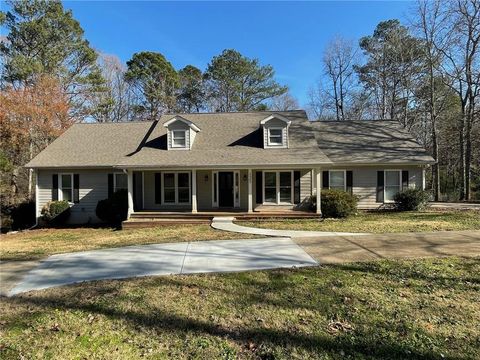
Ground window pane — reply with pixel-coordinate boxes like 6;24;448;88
265;172;276;186
279;187;291;203
164;173;175;187
164;188;175;203
330;171;345;189
173;138;186;147
178;188;189;203
265;187;276;203
178;173;189;188
62;188;72;202
172;131;186;147
115;174;127;190
386;171;400;186
269;128;283;144
62;175;71;188
280;172;291;187
385;186;400;202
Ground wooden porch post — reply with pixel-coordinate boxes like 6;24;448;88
192;169;197;213
248;169;253;213
316;168;322;215
127;170;134;218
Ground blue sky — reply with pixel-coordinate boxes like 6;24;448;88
6;1;414;106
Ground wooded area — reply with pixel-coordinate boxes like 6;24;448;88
0;0;479;210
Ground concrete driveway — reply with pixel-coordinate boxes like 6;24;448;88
295;230;480;263
8;238;317;296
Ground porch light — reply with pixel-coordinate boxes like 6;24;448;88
204;174;209;182
243;174;248;181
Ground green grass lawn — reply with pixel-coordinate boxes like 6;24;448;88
241;210;480;233
1;257;478;359
0;225;257;261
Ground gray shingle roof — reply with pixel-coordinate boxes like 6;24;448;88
310;120;435;164
26;111;435;169
26;111;331;168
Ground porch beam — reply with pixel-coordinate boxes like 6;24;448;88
248;169;253;213
192;169;197;213
315;168;322;215
127;170;134;218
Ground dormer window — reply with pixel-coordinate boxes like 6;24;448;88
163;116;201;150
172;130;187;148
268;128;284;146
260;114;291;149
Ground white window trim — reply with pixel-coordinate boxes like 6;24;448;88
329;170;347;191
58;173;74;203
161;171;191;205
262;170;294;205
267;127;285;147
384;169;402;203
113;172;128;192
171;130;187;148
211;171;240;208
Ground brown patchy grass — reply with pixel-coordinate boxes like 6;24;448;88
240;210;480;234
0;225;257;261
1;257;478;359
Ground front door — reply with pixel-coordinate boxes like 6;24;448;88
218;172;234;207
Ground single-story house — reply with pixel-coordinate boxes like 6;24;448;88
26;110;435;224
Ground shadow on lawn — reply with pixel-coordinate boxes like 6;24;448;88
3;271;459;360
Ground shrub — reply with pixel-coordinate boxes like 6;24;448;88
95;189;128;224
41;200;71;225
10;200;36;229
311;189;359;218
1;200;36;231
394;188;431;211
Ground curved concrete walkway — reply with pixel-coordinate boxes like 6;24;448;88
211;217;368;237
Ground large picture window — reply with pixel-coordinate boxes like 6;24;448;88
329;170;346;191
385;170;401;202
263;171;293;204
172;130;186;148
59;174;73;202
162;172;190;204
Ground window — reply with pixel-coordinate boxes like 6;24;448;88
162;172;190;204
263;171;293;204
268;128;283;146
177;173;190;203
60;174;73;202
279;172;292;203
329;171;346;191
385;170;401;202
172;130;186;148
264;172;277;203
114;173;127;192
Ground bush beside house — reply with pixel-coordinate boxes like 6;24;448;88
95;190;128;225
311;189;359;218
394;188;431;211
41;200;71;225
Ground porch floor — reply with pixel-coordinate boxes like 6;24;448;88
123;208;320;229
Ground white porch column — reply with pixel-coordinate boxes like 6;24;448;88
248;169;253;213
315;168;322;215
422;167;426;190
192;169;197;213
127;170;134;218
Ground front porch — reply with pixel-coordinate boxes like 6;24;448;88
124;168;323;223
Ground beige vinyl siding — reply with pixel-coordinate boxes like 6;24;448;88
196;170;212;210
37;169;109;224
323;166;424;209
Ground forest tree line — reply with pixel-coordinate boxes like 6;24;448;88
0;0;479;209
